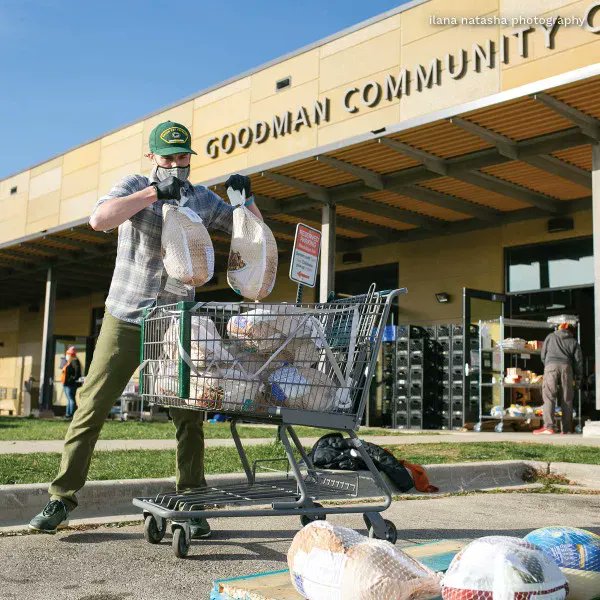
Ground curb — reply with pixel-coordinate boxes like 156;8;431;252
0;460;544;529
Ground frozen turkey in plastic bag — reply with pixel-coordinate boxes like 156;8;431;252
227;206;277;300
227;306;321;363
162;204;214;286
187;367;263;412
268;366;337;412
288;521;441;600
163;316;236;369
441;536;568;599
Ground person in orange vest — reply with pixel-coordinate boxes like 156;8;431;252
60;346;82;420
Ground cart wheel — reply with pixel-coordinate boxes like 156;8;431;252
299;503;326;527
144;514;166;544
172;527;190;558
368;519;398;544
494;422;504;433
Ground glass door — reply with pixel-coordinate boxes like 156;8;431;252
462;288;506;429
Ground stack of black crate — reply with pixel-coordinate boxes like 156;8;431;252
380;338;396;427
436;323;480;430
394;325;442;429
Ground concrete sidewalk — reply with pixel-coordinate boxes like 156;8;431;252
1;431;600;454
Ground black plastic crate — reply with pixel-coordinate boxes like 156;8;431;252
452;353;464;366
396;355;409;368
438;339;450;352
395;412;408;428
397;325;430;340
396;340;409;352
452;399;464;412
436;324;451;339
425;325;437;339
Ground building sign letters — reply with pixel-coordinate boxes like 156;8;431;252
205;2;600;159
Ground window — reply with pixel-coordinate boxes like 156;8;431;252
506;237;593;293
10;186;17;195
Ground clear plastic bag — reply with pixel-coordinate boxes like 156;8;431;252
268;366;337;411
163;316;236;369
442;536;569;600
161;204;214;286
288;521;441;600
227;206;278;300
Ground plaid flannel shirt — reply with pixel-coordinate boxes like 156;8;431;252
91;171;234;324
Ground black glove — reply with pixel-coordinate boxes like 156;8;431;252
225;174;252;198
151;176;183;200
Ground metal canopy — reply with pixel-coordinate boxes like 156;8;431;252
0;73;598;308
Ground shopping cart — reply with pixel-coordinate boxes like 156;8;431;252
133;285;407;557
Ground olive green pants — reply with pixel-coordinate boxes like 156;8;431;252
49;312;206;511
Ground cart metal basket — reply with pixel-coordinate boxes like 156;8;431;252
133;285;406;557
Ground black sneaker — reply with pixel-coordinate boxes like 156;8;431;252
29;500;70;533
190;517;211;539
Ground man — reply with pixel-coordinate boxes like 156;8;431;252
29;120;262;534
533;322;583;435
60;346;82;420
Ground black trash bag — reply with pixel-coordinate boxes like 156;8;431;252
308;432;414;492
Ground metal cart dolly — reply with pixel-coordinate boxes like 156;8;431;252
133;285;406;557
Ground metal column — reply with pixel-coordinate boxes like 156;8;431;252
319;203;336;302
593;144;600;410
39;266;57;413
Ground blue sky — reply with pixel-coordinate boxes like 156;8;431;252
0;0;409;180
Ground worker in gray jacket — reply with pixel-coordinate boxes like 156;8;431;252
534;323;583;435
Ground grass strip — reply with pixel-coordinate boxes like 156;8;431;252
0;417;420;442
1;441;599;485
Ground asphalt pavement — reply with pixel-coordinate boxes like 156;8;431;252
1;492;599;600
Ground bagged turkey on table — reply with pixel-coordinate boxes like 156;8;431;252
227;205;277;300
288;521;441;600
441;536;569;599
162;204;214;286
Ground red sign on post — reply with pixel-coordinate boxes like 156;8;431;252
289;223;322;288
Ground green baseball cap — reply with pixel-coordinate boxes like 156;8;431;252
149;121;196;155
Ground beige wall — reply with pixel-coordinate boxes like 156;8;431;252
0;293;105;414
0;0;598;244
0;214;591;406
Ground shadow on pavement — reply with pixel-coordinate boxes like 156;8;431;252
183;539;287;563
58;531;141;543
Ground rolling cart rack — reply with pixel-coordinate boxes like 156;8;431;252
133;285;407;557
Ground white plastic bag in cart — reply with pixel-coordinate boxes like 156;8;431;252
163;316;236;369
441;536;568;600
268;366;337;412
227;306;321;362
187;367;264;412
288;521;441;600
227;205;278;300
162;204;214;286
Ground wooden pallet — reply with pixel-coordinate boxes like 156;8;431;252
210;539;465;600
